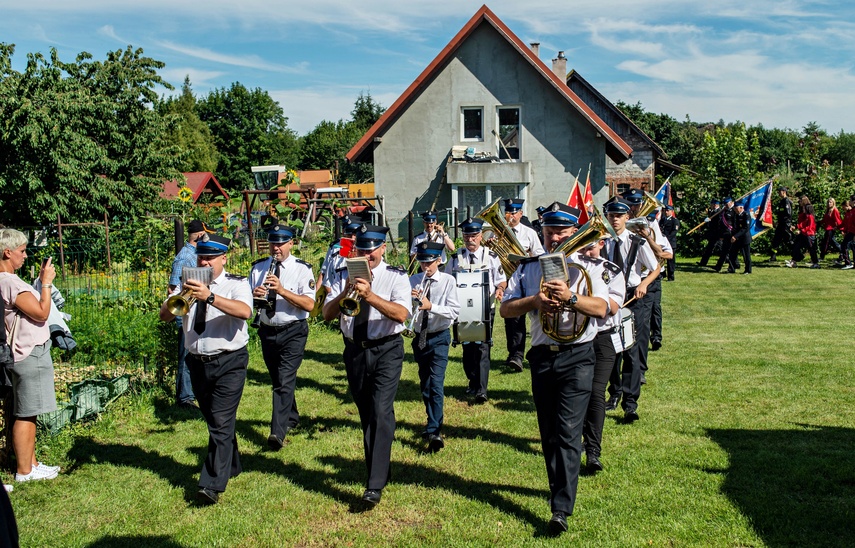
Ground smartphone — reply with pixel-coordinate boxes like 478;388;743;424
41;257;51;269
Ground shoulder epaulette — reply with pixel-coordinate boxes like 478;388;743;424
488;250;498;258
295;259;313;269
387;265;407;274
451;250;459;259
251;257;268;266
335;266;347;274
226;273;247;281
602;260;621;275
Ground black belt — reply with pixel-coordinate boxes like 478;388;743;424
533;342;581;353
598;326;620;335
192;348;239;363
346;333;400;349
259;319;304;332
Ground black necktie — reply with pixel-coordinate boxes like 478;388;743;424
265;261;281;318
469;253;476;266
193;298;207;334
353;290;370;342
614;240;625;273
417;281;432;349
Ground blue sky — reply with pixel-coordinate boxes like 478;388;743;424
3;1;855;136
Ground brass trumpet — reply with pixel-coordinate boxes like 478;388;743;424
401;283;426;338
166;267;213;316
339;285;362;317
539;210;616;344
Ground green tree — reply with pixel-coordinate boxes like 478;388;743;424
158;76;219;173
351;91;385;131
196;82;298;190
0;43;182;226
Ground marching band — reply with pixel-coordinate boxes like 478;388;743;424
160;195;675;535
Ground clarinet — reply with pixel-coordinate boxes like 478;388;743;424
250;259;279;329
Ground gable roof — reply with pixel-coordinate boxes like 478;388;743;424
346;4;632;165
566;69;668;160
161;172;229;202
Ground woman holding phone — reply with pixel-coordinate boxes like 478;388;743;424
0;228;60;482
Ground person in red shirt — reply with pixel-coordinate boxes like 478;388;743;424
819;197;843;261
840;198;855;269
786;195;819;268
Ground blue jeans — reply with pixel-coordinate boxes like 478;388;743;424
176;319;195;404
412;330;450;435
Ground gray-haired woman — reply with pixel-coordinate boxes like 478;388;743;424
0;228;60;482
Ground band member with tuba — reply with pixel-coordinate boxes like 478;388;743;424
410;211;455;269
447;217;507;403
159;233;253;505
502;198;545;372
602;198;660;422
322;224;410;508
249;224;315;450
408;241;460;452
500;202;608;536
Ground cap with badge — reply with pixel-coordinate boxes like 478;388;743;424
415;241;445;262
735;199;746;208
187;220;211;234
354;224;389;251
724;196;734;204
341;216;363;235
540;202;581;227
458;217;484;234
603;196;632;214
196;233;231;256
421;211;438;222
504;198;524;212
535;205;547;216
267;223;296;243
711;198;720;205
665;205;674;211
621;189;645;205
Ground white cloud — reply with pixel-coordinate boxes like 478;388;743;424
271;87;400;135
157;41;309;73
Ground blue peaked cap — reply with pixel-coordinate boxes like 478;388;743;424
196;234;230;256
458;217;484;233
541;202;581;227
354;224;389;250
266;223;296;243
416;241;444;262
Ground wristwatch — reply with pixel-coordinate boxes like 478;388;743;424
568;293;578;307
205;293;216;305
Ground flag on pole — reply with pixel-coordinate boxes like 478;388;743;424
567;170;582;208
654;179;673;207
579;165;593;225
739;180;775;239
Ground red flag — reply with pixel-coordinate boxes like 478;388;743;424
566;177;581;208
579;168;593;225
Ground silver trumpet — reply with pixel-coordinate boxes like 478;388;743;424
625;216;650;235
166;267;213;316
402;283;426;338
251;259;279;329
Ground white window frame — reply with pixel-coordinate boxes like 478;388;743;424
461;106;484;142
451;183;528;217
496;105;521;161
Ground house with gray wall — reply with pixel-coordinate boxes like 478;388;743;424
346;5;632;240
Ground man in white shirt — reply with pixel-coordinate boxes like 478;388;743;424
159;233;253;505
410;211;455;270
249;224;315;450
323;224;410;509
502;198;545;372
409;241;460;452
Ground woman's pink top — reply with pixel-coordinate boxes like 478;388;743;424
0;272;50;361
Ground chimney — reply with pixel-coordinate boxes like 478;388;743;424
529;42;540;58
552;51;567;80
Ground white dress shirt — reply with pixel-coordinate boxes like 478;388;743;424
511;223;546;256
447;246;507;296
409;270;460;334
411;231;450;265
605;231;659;288
249;255;314;325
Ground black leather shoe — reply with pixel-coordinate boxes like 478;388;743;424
651;340;661;351
507;356;523;372
548;512;568;535
428;433;445;453
178;400;199;410
605;395;620;411
267;434;284;451
197;487;219;505
421;429;430;440
361;489;382;507
624;410;640;423
640;373;647;385
587;454;603;472
464;387;476;396
474;393;488;404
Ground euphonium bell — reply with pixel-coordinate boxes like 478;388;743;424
625;217;650;235
475;197;527;277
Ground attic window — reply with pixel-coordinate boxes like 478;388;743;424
462;107;483;141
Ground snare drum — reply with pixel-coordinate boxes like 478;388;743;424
452;270;491;344
619;307;636;351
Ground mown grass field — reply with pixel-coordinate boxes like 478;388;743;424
6;258;855;547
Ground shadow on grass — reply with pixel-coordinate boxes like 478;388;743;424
393;418;541;456
707;425;855;546
86;535;186;547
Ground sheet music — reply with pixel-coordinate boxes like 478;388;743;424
538;253;568;283
346;257;373;282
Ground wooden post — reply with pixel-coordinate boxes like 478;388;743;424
243;190;256;256
104;212;111;270
453;207;459;239
57;214;66;281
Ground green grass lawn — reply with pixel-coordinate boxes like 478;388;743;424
6;258;855;547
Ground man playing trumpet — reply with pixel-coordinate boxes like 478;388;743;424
500;202;609;536
408;241;459;452
409;211;455;270
322;224;411;508
158;233;253;505
249;224;315;450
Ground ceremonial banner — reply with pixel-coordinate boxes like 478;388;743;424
580;166;593;225
740;180;775;239
654;179;673;207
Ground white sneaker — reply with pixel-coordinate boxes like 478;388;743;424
3;484;12;493
15;466;58;482
784;260;794;268
35;462;60;474
843;264;854;270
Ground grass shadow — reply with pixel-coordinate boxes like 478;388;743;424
86;535;187;548
706;425;855;547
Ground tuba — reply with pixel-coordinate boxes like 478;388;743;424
539;210;618;344
634;191;667;219
166;267;213;317
476;198;527;277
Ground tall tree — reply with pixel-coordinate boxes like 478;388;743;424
158;76;219;173
196;83;298;190
0;44;182;226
